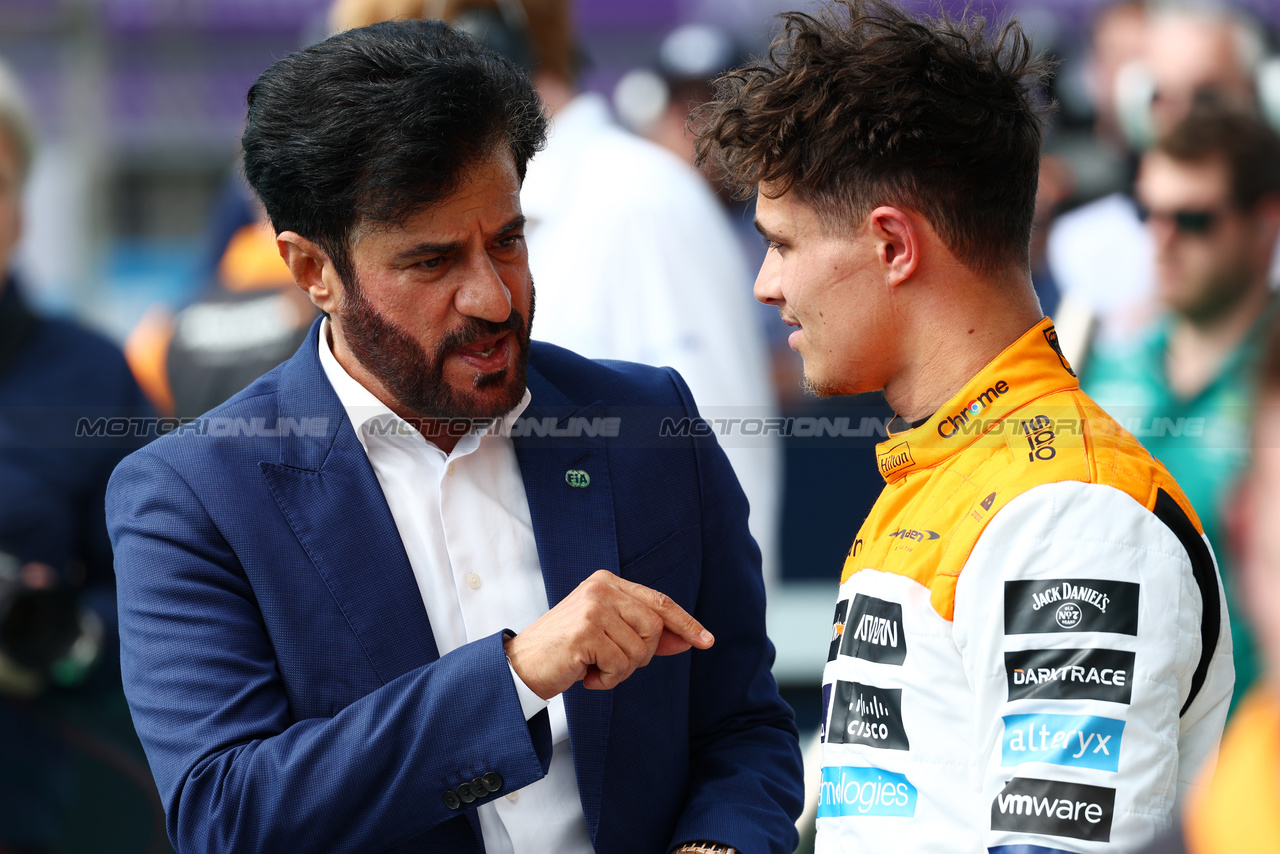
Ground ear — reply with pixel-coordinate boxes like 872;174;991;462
867;206;919;287
1254;195;1280;254
277;231;343;314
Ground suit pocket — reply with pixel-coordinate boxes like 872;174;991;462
618;527;696;592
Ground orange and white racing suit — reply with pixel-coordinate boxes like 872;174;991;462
817;318;1233;853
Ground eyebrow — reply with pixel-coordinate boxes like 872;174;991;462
391;215;527;265
753;218;781;243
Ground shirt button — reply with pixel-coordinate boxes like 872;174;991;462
505;792;519;803
466;573;482;589
447;462;456;476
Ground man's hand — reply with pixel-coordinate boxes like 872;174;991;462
504;569;714;699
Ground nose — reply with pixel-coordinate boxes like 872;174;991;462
1147;216;1179;255
455;254;514;323
753;251;783;306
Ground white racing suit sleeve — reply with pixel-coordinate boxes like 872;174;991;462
952;480;1233;853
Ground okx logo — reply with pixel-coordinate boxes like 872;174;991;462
827;681;910;750
1004;579;1139;636
1001;713;1124;772
839;594;907;665
991;778;1115;843
817;766;917;818
1006;648;1135;704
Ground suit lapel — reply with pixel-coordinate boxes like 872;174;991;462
514;360;618;844
259;321;441;685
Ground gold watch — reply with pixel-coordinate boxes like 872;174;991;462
675;843;737;854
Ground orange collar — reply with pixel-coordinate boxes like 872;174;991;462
874;318;1079;484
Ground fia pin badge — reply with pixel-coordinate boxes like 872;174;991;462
565;469;591;488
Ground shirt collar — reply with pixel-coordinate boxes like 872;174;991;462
874;317;1079;484
316;316;532;456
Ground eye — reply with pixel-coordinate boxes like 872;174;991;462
761;236;785;254
495;233;524;250
417;256;444;270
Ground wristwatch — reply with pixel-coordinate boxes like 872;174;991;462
674;843;737;854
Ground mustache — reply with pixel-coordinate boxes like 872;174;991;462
433;310;527;357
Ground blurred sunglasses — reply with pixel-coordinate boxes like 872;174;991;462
1135;204;1226;236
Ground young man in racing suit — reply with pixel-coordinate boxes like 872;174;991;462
695;1;1235;851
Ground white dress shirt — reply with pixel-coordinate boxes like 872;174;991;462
317;319;592;854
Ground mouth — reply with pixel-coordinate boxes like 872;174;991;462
780;313;803;350
454;332;511;371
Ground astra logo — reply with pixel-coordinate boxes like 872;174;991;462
878;442;915;476
840;594;907;665
817;766;917;818
829;599;850;663
1005;579;1140;636
937;380;1010;438
827;681;910;750
1005;648;1135;704
1001;713;1125;772
991;778;1115;842
887;528;940;542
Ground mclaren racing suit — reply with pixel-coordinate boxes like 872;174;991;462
817;318;1233;853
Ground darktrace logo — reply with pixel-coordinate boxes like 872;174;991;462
991;778;1115;843
937;380;1010;439
1044;325;1077;377
829;599;850;662
1021;414;1057;462
887;528;940;543
827;681;910;750
878;441;915;476
1001;713;1125;773
1004;579;1139;636
1005;648;1135;704
840;594;907;665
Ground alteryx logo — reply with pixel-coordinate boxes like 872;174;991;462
1001;714;1124;772
817;766;917;818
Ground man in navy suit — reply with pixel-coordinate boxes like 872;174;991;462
105;19;802;854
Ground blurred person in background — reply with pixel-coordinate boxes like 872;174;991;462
1048;1;1272;356
330;0;783;587
0;59;163;853
1084;101;1280;716
1135;313;1280;854
124;194;320;420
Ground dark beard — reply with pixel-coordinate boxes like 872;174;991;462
338;272;535;420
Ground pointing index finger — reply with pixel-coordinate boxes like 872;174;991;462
619;576;714;649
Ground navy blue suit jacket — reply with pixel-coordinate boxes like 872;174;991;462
106;323;803;854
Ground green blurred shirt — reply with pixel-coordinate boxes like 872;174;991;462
1083;303;1277;715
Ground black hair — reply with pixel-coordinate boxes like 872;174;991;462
242;19;547;281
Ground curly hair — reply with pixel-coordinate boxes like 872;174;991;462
694;0;1053;276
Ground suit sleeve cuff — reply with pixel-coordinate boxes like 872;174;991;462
507;659;550;721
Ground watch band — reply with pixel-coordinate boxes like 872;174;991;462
675;843;737;854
